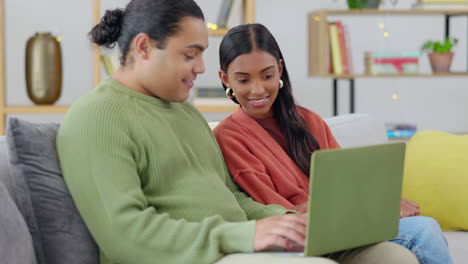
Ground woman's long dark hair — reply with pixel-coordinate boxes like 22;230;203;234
89;0;204;66
219;23;320;176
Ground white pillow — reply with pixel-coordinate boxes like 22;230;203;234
325;113;388;148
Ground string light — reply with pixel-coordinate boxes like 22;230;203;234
56;37;62;42
314;16;321;22
379;22;394;100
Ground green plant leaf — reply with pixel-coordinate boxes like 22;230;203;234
421;37;458;53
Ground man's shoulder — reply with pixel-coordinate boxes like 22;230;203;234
59;90;132;138
67;86;137;122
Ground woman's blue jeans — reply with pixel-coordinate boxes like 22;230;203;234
389;216;452;264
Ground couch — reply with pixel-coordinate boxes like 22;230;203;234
0;113;466;264
324;113;467;264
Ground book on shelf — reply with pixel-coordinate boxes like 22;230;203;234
387;129;417;139
335;22;352;74
386;123;417;139
216;0;234;28
328;23;342;75
365;51;419;75
328;21;351;75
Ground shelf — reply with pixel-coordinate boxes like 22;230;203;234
308;8;468;116
194;105;237;112
315;73;468;79
92;0;256;85
2;105;236;114
209;28;229;36
5;106;70;114
315;9;468;16
309;9;468;76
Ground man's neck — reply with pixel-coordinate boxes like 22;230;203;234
112;68;153;97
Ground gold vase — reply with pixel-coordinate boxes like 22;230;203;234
25;32;62;105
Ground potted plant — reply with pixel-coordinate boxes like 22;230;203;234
421;37;458;73
347;0;382;9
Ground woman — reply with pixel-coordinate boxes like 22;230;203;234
214;23;452;264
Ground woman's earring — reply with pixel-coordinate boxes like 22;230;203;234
225;87;234;99
279;79;284;89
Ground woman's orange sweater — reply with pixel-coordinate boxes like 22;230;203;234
213;106;340;209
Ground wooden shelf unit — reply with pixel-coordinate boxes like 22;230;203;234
3;105;235;114
0;0;254;134
209;28;229;36
4;106;70;114
195;105;238;113
93;0;256;86
308;9;468;115
312;9;468;16
318;73;468;79
91;0;256;112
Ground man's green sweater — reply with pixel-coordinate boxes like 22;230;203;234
56;78;287;264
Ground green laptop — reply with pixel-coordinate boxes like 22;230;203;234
305;142;406;256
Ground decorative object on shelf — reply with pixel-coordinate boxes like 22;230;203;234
366;0;382;8
365;51;419;75
347;0;369;9
216;0;234;28
347;0;383;9
421;37;458;73
25;32;62;105
386;122;417;139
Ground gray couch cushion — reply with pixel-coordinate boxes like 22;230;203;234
6;118;98;264
0;180;37;264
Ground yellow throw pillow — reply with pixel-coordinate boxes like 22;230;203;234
403;131;468;231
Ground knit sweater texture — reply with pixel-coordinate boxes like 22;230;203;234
213;107;340;210
56;77;287;264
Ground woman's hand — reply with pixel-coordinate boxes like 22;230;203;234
293;202;308;214
400;198;421;218
254;214;307;252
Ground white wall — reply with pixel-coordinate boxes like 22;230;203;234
4;0;468;132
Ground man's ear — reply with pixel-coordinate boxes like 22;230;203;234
133;33;154;60
218;70;230;88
